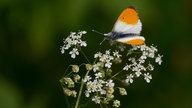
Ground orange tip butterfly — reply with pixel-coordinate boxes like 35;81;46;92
93;6;145;45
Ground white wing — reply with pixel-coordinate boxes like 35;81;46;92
113;19;142;34
116;36;145;43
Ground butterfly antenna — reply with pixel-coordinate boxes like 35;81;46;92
99;38;107;45
92;29;108;45
92;29;105;36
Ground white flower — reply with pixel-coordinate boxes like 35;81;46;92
135;71;142;77
144;73;152;83
125;74;134;83
140;55;147;60
106;79;114;88
83;76;92;82
72;39;78;45
113;50;122;58
85;90;90;97
105;50;110;55
138;64;146;71
94;52;102;58
95;72;102;79
142;51;148;56
86;79;105;93
99;55;107;62
148;52;155;58
105;60;112;68
140;44;146;51
64;44;71;50
148;64;154;71
70;32;76;35
92;96;101;104
108;55;114;61
79;30;87;34
132;64;146;73
150;45;158;52
129;57;136;63
61;47;65;54
65;37;72;42
80;40;87;47
155;54;163;65
100;89;106;95
71;32;77;39
139;57;145;64
69;48;79;58
93;63;100;72
123;64;130;71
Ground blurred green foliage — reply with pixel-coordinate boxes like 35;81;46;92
0;0;192;108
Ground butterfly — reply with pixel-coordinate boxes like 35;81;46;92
93;6;145;45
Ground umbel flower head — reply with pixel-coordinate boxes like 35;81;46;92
60;30;163;108
61;31;87;58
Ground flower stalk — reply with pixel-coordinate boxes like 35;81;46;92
75;70;90;108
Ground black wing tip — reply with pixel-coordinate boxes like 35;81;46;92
127;6;137;11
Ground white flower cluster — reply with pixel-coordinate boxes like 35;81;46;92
124;44;163;83
84;74;118;105
94;50;122;69
61;31;87;58
60;31;163;108
82;50;123;106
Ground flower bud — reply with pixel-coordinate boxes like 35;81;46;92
113;58;122;64
107;87;114;94
71;90;77;98
63;88;72;96
85;64;92;71
72;65;79;73
121;80;129;86
113;100;120;108
119;88;127;95
106;69;112;76
74;74;81;82
64;77;75;88
106;93;114;100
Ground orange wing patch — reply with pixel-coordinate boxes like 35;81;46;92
125;38;144;45
118;6;138;25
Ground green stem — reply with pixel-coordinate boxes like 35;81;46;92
111;70;123;79
80;50;90;63
63;65;71;76
65;94;70;108
100;103;104;108
65;71;73;77
75;81;84;108
59;82;70;108
75;70;90;108
65;63;85;77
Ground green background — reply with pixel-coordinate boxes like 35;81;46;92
1;0;192;108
